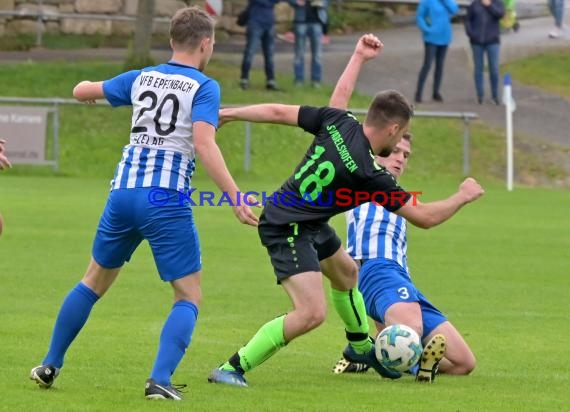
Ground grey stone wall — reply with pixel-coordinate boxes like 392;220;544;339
0;0;295;37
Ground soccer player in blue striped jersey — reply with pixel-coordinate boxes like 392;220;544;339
329;37;479;381
29;6;258;400
334;135;477;381
330;35;484;382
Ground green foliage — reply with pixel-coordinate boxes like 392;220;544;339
123;55;156;72
1;176;569;410
0;33;172;52
327;3;393;33
502;49;570;98
0;34;37;51
123;35;157;72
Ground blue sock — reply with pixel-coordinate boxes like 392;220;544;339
150;300;198;386
43;282;99;368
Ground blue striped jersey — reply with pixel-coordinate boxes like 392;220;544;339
346;202;408;271
102;61;220;191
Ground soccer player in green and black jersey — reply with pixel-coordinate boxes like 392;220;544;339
208;34;484;387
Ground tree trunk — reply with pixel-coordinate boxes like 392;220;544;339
125;0;156;70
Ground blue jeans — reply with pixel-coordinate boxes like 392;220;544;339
548;0;565;28
293;22;323;83
241;20;276;82
415;42;448;98
471;43;501;100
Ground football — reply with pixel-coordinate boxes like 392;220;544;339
375;324;423;372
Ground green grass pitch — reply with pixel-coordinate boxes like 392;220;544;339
1;175;568;411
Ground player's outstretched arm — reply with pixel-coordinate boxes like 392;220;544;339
396;177;484;229
219;104;300;127
193;121;259;226
329;33;383;110
73;81;105;103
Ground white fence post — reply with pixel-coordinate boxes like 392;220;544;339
503;74;514;192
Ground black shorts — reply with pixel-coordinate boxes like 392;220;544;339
258;215;342;282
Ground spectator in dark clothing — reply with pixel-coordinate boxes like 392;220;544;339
464;0;505;104
287;0;329;88
240;0;282;91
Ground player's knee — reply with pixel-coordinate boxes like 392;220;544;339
309;306;327;328
301;305;327;331
460;354;476;375
451;352;476;375
341;261;359;287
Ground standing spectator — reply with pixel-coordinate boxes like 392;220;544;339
547;0;566;38
465;0;505;105
414;0;459;103
287;0;329;88
240;0;282;91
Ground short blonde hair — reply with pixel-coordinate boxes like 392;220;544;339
170;6;215;50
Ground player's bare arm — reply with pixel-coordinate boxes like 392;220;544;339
73;81;105;103
193;121;259;226
219;104;300;127
0;139;12;170
396;177;484;229
329;34;383;110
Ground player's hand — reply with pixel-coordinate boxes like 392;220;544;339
0;139;12;170
354;33;383;61
245;194;263;209
218;108;232;128
233;203;259;226
459;177;484;203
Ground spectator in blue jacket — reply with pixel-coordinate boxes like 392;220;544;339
464;0;505;104
240;0;282;91
414;0;459;103
286;0;329;88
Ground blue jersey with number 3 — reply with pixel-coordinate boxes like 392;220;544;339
102;61;220;191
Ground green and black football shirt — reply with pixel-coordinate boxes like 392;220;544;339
263;106;411;225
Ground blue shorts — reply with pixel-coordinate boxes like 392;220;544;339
92;188;201;281
358;258;447;339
